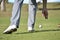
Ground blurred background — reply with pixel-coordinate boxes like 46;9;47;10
0;0;60;40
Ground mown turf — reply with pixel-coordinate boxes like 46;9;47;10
0;3;60;40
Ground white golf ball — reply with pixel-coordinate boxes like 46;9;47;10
39;25;42;28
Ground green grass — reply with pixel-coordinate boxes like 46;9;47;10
0;3;60;40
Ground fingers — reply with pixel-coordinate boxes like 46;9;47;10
42;9;48;19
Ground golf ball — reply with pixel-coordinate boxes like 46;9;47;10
39;25;42;28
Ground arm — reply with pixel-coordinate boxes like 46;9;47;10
43;0;47;9
42;0;48;19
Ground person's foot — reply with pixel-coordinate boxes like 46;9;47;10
28;27;34;32
3;25;17;34
28;30;34;32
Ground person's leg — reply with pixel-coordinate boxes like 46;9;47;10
10;0;24;27
3;0;24;34
28;0;37;31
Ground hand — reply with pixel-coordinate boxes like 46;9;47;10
42;8;48;19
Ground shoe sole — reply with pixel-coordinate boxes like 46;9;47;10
28;30;34;33
3;28;17;34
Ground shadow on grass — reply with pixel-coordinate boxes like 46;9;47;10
15;29;60;34
38;8;60;10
